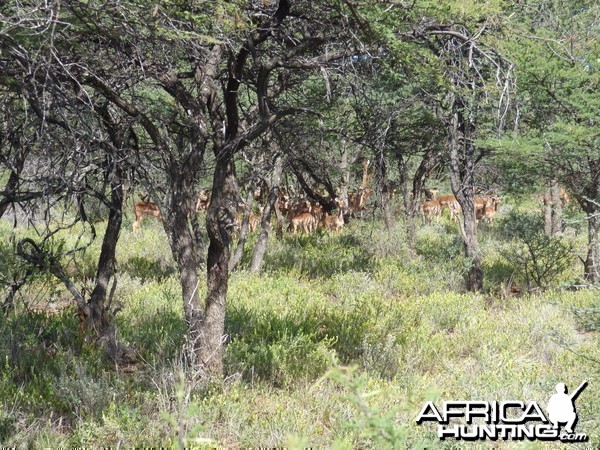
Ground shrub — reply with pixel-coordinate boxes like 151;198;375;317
225;332;334;387
415;224;463;262
263;232;374;278
54;364;126;419
117;275;186;364
122;256;176;282
0;410;16;443
499;211;574;290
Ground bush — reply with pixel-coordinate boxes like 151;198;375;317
225;331;334;387
117;275;186;364
263;232;375;278
415;224;463;262
54;364;126;419
0;410;16;443
499;211;574;290
122;256;176;282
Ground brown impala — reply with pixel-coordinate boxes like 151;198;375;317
132;200;162;232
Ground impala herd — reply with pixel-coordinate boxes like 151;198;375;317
132;188;371;234
418;192;501;224
132;187;501;233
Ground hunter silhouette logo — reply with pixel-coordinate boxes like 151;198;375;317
547;381;587;435
416;380;589;442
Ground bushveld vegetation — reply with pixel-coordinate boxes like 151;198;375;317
0;0;598;448
1;205;598;447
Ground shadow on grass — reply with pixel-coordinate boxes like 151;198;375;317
118;307;187;366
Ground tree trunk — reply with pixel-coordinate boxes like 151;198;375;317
339;139;350;209
202;159;238;376
251;155;283;271
584;206;600;283
375;147;393;230
86;109;126;345
229;185;255;271
447;97;483;292
398;156;416;249
551;180;563;235
191;213;206;266
170;202;203;315
88;174;123;336
0;145;26;219
460;203;483;290
162;172;203;365
544;184;553;236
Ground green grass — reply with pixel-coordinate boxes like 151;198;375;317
0;208;598;448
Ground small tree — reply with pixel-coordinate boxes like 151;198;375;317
501;0;599;283
500;211;574;291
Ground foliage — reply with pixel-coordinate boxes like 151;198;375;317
263;232;375;278
1;215;598;445
1;0;599;447
499;211;575;289
317;362;421;449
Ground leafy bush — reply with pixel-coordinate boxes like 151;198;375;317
225;331;334;387
0;310;82;385
415;224;463;262
54;364;127;419
0;410;16;443
263;232;374;278
117;275;186;364
122;256;177;282
499;211;574;290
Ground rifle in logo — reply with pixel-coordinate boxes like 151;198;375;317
547;380;588;435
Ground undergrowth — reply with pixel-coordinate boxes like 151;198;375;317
0;209;598;448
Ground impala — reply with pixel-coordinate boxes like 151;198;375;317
284;196;330;233
289;211;319;233
348;188;371;217
322;198;345;231
132;200;162;232
474;195;501;223
475;196;487;221
248;206;263;233
419;199;441;220
437;194;461;221
195;189;211;212
483;195;500;223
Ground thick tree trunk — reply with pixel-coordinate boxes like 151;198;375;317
339;139;350;209
159;175;206;372
584;208;600;283
202;160;239;376
0;147;26;219
544;184;553;236
447;97;483;292
551;180;563;235
86;109;126;344
544;180;563;236
88;176;123;336
459;201;483;291
229;186;255;271
191;213;206;266
405;208;417;252
375;147;393;230
251;156;283;271
167;200;204;348
398;156;416;249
